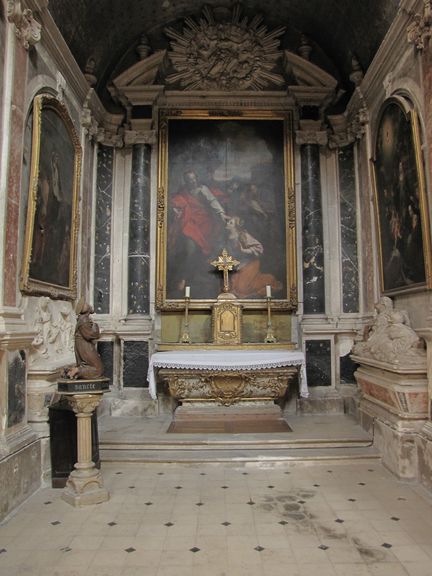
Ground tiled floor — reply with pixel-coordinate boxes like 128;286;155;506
1;460;432;575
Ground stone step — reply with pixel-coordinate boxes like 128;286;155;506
100;445;381;464
100;437;373;451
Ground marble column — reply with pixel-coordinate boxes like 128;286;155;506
300;143;325;314
338;145;359;313
128;144;151;315
94;145;114;314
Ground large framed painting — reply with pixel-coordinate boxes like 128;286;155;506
157;109;297;310
20;94;81;300
372;97;431;295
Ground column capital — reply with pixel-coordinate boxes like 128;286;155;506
407;0;432;51
295;130;328;146
66;393;103;415
7;0;41;50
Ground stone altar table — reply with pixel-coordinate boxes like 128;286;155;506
147;349;308;406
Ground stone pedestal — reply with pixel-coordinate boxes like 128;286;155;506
60;384;109;507
353;355;428;480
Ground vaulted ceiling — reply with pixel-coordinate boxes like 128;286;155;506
48;0;400;107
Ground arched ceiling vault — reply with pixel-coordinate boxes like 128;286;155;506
47;0;400;110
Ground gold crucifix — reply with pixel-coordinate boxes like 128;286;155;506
211;249;240;293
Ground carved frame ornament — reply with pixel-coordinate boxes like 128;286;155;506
156;109;297;311
20;95;81;300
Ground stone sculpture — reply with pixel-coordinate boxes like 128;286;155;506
352;296;426;365
64;299;104;379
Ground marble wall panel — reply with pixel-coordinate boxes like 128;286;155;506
340;354;359;385
97;340;114;383
301;144;325;314
7;350;26;427
128;144;150;315
122;341;149;388
94;145;113;314
338;145;359;313
305;339;331;386
0;441;41;522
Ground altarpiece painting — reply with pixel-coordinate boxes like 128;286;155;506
157;110;297;310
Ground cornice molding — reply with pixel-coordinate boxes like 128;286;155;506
360;0;423;105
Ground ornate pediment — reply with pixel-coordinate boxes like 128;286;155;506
164;5;286;91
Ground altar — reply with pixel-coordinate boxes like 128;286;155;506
147;348;307;407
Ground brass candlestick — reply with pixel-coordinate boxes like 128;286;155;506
265;296;277;343
181;296;191;343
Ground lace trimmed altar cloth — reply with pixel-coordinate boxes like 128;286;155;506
147;349;308;400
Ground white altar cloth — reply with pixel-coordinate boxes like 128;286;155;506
147;349;308;400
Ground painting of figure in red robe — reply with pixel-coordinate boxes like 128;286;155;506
166;118;289;301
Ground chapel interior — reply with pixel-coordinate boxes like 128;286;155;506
1;0;432;571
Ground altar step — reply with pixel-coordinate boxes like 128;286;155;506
98;414;380;465
99;445;380;465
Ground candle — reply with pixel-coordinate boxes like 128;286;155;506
185;286;190;298
266;285;271;298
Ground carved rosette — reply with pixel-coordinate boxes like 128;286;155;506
165;5;286;90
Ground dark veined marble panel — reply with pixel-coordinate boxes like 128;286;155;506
128;144;151;315
8;350;26;427
340;354;359;384
301;145;325;314
97;340;114;384
122;341;149;388
94;145;113;314
339;146;359;313
305;339;332;387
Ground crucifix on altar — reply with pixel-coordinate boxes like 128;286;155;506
210;248;242;344
211;248;240;295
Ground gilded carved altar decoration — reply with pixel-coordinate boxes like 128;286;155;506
165;5;286;90
352;296;426;366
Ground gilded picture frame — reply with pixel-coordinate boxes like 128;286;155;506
371;97;431;295
20;94;81;300
156;109;297;310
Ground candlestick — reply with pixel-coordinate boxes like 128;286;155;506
265;293;277;343
180;293;191;344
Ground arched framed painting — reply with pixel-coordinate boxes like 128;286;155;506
372;97;431;295
20;95;81;300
